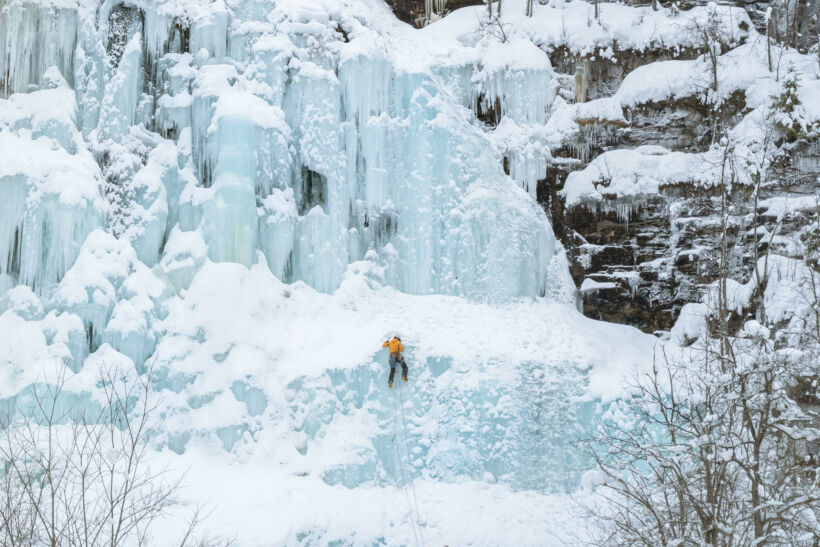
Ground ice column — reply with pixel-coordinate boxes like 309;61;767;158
0;1;79;96
284;64;348;292
0;82;106;295
201;115;259;266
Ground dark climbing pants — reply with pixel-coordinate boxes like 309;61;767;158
389;354;408;384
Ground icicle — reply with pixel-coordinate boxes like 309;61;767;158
573;59;589;103
472;43;555;127
0;105;105;296
0;2;79;97
74;16;107;136
282;62;348;291
190;2;230;61
339;55;391;127
259;188;297;280
596;199;643;225
200;116;260;267
571;138;590;163
142;10;174;71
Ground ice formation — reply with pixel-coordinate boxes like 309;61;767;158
0;0;584;538
0;0;577;317
0;74;106;296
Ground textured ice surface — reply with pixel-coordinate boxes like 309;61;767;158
55;230;167;367
0;74;106;295
0;0;569;303
149;262;653;485
0;1;81;96
134;260;656;544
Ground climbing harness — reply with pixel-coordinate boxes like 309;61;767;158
393;381;426;547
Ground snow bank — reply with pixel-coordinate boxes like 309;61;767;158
561;146;705;210
151;450;592;545
615;38;819;108
759;194;820;219
669;302;707;346
424;0;750;59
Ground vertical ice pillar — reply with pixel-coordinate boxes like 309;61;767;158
191;64;239;187
472;38;556;197
338;54;391;128
190;2;229;61
74;18;107;136
292;207;347;292
250;35;293;108
192;67;291;268
156;53;195;140
284;65;348;292
338;54;394;262
259;188;297;280
392;85;437;294
472;38;555;127
0;82;106;296
0;177;28;284
0;1;79;96
122;142;182;267
201;116;259;266
142;8;173;86
17;191;106;297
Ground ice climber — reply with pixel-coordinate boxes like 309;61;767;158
382;336;408;389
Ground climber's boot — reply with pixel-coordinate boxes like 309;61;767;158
388;381;393;389
402;375;408;383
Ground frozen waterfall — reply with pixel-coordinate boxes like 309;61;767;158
0;0;660;544
1;0;563;303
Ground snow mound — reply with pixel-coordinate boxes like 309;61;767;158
561;146;705;210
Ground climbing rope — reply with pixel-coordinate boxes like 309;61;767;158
393;383;424;547
397;381;426;547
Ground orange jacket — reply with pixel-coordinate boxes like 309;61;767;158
383;337;404;355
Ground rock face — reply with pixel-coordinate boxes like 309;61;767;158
548;130;819;334
544;53;817;335
562;197;678;332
